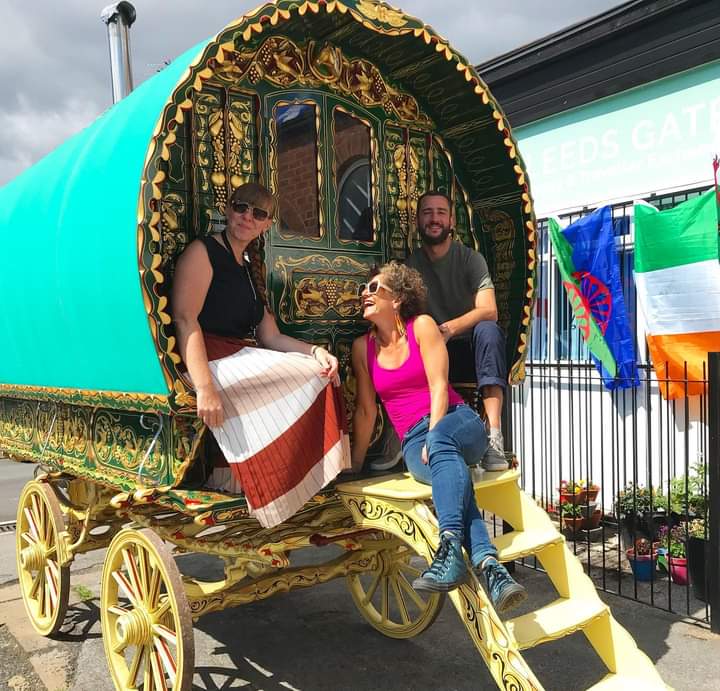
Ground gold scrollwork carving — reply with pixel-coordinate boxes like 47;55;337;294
355;0;409;28
274;254;368;324
477;208;516;335
216;36;430;126
92;411;164;476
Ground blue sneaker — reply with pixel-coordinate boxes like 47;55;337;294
480;557;527;613
413;531;468;592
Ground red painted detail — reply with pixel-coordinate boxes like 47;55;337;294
572;271;612;335
563;281;591;341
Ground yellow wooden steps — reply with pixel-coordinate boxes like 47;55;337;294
588;674;671;690
506;597;609;649
335;468;520;501
338;465;670;690
494;527;564;562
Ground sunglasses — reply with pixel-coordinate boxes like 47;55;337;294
357;279;394;297
230;200;270;221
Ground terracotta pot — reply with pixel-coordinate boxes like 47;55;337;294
669;556;688;585
563;516;584;532
560;488;600;505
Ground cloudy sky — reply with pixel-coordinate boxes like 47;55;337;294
1;0;623;186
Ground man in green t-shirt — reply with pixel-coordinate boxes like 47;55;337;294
406;190;508;471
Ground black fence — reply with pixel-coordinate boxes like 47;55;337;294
510;355;715;627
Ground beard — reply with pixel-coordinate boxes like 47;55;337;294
419;222;452;246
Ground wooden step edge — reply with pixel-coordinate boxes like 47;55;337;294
506;597;609;650
587;673;672;690
336;468;520;500
494;529;564;561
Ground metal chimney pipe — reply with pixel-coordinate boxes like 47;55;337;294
101;2;136;103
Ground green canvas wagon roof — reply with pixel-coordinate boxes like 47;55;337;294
0;0;535;413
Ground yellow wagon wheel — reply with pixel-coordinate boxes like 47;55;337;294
347;539;445;639
15;480;70;636
101;528;194;691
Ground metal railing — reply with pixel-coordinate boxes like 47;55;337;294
510;356;714;626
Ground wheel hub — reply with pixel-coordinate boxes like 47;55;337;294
115;607;152;647
20;544;45;572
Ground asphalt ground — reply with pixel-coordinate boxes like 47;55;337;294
0;457;718;689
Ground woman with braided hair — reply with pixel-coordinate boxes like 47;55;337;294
172;183;350;528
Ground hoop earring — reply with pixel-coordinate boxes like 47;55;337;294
394;311;407;337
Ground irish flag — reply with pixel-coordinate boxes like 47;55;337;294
634;189;720;399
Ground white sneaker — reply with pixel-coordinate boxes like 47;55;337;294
482;435;508;471
370;451;403;471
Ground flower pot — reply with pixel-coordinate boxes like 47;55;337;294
625;547;657;582
579;502;598;519
688;536;709;602
583;509;602;530
669;556;688;585
560;488;599;505
563;516;584;532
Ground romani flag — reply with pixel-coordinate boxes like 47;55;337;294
548;210;639;390
634;189;720;399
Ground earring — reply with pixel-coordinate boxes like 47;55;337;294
394;310;407;337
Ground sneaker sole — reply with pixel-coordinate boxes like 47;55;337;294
481;460;509;472
412;575;467;593
494;583;528;613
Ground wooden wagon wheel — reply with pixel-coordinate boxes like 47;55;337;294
347;537;445;639
101;528;194;691
15;480;70;636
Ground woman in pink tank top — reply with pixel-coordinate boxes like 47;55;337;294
349;263;526;612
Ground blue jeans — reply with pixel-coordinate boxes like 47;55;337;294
401;404;497;566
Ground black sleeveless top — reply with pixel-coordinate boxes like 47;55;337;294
197;231;265;339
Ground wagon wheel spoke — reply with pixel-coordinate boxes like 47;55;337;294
154;597;172;620
45;565;59;610
126;645;145;689
24;507;40;542
396;571;428;610
147;564;162;611
154;635;177;686
390;576;411;625
21;531;38;547
112;569;142;610
380;577;390;621
150;645;169;691
361;570;382;606
143;648;153;690
398;560;422;579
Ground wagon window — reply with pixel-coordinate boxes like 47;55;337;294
276;103;321;238
334;109;372;242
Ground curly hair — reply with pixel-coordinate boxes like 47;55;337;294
371;262;427;321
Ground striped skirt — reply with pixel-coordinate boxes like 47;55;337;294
203;344;350;528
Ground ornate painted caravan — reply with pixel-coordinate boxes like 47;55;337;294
0;2;667;690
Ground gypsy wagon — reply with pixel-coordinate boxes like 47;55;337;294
0;2;668;689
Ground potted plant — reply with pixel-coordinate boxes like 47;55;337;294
559;479;600;505
560;503;584;532
687;518;709;601
658;523;688;585
625;537;658;582
615;482;667;546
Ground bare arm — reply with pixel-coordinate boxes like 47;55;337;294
171;240;224;427
256;309;339;378
350;336;377;472
415;314;452;431
439;288;498;341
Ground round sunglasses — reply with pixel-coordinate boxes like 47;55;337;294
230;199;270;221
357;279;394;297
